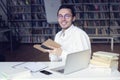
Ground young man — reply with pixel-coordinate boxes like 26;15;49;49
48;5;91;62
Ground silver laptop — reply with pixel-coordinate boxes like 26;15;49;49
50;49;91;75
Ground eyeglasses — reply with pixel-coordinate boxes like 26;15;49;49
57;14;72;19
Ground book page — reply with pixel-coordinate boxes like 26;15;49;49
33;39;61;52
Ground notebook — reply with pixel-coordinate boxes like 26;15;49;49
50;49;91;75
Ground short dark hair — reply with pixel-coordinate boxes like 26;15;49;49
57;5;75;17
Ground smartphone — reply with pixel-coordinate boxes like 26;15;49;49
41;45;53;50
40;70;52;75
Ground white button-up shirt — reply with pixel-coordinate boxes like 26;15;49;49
49;24;91;62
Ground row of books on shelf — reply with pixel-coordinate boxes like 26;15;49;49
11;22;31;28
31;0;44;4
32;36;54;43
19;28;32;36
10;20;119;28
76;12;119;19
17;27;119;36
83;4;109;11
13;28;119;43
8;6;120;16
110;13;120;19
62;0;120;3
110;13;117;19
31;13;46;20
8;4;120;13
70;4;120;13
21;36;54;43
84;28;120;35
32;28;53;34
8;3;120;13
11;22;58;28
19;28;54;36
84;4;120;11
8;0;44;6
9;6;44;13
82;20;119;27
9;7;31;13
10;14;31;20
110;20;120;26
110;5;120;11
8;0;31;6
83;13;110;19
82;20;119;26
10;13;119;21
65;4;120;12
85;28;108;35
8;5;45;13
10;13;46;20
74;21;83;27
31;6;45;13
110;28;120;35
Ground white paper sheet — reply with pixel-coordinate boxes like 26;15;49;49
12;62;48;72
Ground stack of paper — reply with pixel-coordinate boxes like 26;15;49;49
0;68;31;80
12;62;48;72
23;62;48;72
90;51;119;72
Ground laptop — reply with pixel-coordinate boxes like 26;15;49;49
50;49;91;75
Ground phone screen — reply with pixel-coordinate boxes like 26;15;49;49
40;70;52;75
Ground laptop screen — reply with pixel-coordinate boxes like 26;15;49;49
50;49;91;75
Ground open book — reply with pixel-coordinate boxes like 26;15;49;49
33;39;61;52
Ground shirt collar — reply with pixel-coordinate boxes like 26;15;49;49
62;24;74;34
60;24;74;37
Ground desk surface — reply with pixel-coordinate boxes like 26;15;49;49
0;62;120;80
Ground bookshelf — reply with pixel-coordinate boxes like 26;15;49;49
7;0;57;43
7;0;120;43
62;0;120;43
0;15;13;53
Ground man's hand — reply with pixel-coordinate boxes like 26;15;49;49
47;46;62;56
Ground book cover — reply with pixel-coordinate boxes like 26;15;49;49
92;55;119;64
33;39;61;52
93;51;119;58
90;59;118;68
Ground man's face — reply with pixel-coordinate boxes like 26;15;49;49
57;8;75;30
